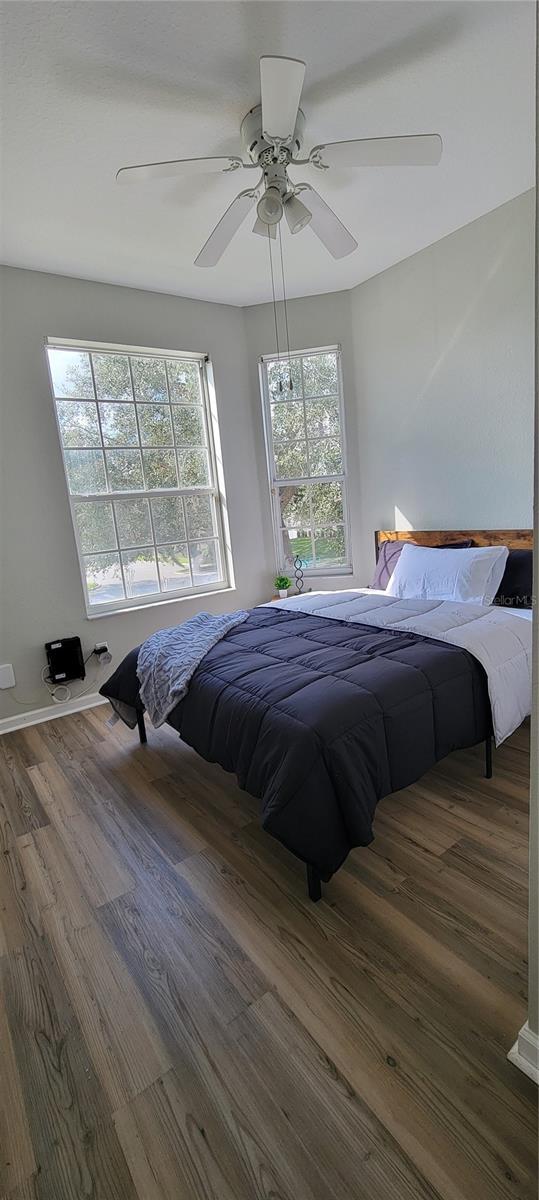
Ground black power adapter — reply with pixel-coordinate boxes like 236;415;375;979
45;636;85;684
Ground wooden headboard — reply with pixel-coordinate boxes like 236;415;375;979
375;529;533;559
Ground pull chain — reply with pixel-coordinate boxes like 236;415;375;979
278;221;293;391
267;227;282;390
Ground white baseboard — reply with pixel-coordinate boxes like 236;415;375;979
508;1022;539;1084
0;692;107;735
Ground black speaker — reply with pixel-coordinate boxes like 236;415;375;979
45;636;85;684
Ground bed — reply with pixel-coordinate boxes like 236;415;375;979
100;529;532;901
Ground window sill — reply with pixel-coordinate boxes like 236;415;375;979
85;585;237;620
285;567;353;578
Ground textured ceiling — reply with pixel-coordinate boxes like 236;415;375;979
0;1;534;305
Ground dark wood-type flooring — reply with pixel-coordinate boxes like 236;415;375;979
0;706;536;1199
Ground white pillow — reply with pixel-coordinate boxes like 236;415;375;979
386;543;509;605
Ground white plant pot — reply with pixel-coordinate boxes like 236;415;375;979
278;589;288;598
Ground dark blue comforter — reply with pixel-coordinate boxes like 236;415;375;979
100;605;490;878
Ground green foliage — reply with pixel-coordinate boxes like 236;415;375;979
314;527;346;566
73;501;116;555
274;441;308;480
274;575;291;590
268;352;342;487
279;484;309;527
51;348;219;599
277;481;346;570
115;498;152;547
309;439;342;476
56;401;100;447
49;349;93;398
65;449;106;494
177;449;209;487
138;404;173;446
142;449;178;490
305;397;340;438
172;406;206;446
62;349;202;408
106;449;144;491
279;482;343;528
266;351;338;404
57;351;209;492
267;358;302;401
282;533;313;569
302;352;338;397
83;550;121;585
184;494;214;538
92;354;131;400
270;400;304;442
311;481;343;524
158;543;189;567
99;403;138;446
167;360;201;404
131;357;167;402
152;496;186;542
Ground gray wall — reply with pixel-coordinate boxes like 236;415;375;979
350;190;535;576
243;191;535;587
0;267;268;718
0;190;534;719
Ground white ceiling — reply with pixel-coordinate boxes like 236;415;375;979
0;1;535;306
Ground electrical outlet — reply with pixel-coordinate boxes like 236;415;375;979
0;663;16;689
94;641;112;665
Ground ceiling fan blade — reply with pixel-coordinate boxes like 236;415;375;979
252;217;277;239
260;56;306;142
116;155;244;185
195;190;257;268
310;133;443;170
298;185;357;259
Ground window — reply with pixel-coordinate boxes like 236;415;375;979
259;346;352;574
46;338;230;615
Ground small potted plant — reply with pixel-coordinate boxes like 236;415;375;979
275;574;292;599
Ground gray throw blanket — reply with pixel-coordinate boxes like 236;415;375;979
137;609;249;727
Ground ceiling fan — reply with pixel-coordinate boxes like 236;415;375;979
116;56;442;268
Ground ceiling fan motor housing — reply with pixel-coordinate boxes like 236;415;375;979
240;104;305;165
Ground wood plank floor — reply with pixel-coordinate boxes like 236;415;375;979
0;707;536;1200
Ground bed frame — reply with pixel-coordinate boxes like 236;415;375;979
136;528;532;904
316;527;532;900
370;531;533;890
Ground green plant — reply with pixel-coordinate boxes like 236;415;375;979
274;575;291;591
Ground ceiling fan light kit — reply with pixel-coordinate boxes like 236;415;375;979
116;55;443;268
257;185;284;226
284;193;312;234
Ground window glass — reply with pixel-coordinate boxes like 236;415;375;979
48;342;228;612
261;349;350;573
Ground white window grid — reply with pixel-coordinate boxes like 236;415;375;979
46;338;230;615
259;345;352;576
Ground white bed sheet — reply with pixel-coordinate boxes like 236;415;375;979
264;590;532;745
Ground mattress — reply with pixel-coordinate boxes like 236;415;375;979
100;604;491;877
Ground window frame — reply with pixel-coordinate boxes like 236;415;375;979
45;336;232;617
259;344;353;577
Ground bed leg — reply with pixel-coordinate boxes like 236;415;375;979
136;710;147;745
306;864;322;903
485;734;493;779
